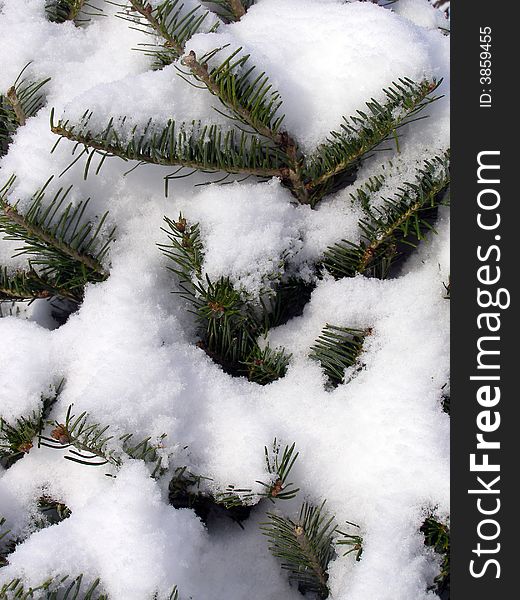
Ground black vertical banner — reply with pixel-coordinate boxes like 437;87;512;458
452;2;518;597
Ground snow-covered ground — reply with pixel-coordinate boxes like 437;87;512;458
0;1;449;599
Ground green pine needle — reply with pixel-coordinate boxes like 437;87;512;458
0;176;115;302
51;112;287;182
217;438;300;508
159;215;290;383
181;46;286;139
336;522;363;561
421;515;450;594
0;65;50;157
243;344;291;385
204;1;254;23
262;500;337;598
310;325;368;387
0;574;106;600
323;151;450;279
0;382;63;468
39;405;166;474
258;439;300;501
117;0;220;68
0;413;43;462
45;1;104;25
304;79;443;204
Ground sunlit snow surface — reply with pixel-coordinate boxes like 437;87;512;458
0;1;449;599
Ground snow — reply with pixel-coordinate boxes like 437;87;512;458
187;0;444;151
1;1;449;599
394;0;449;31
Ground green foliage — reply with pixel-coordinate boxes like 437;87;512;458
51;112;287;186
39;405;166;475
159;215;290;383
443;276;450;299
0;65;50;157
421;515;450;595
0;413;42;465
168;465;256;525
303;79;443;204
1;267;60;302
310;325;368;387
0;574;106;600
0;516;14;567
204;1;254;22
181;47;285;139
168;466;217;520
0;176;115;302
218;439;300;508
49;3;444;207
262;501;337;598
0;382;62;468
0;576;179;599
169;440;298;527
116;0;219;68
259;439;300;502
242;345;292;386
45;0;104;24
336;522;363;561
50;75;442;206
37;496;72;527
323;152;450;279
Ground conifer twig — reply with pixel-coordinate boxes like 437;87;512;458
2;203;107;277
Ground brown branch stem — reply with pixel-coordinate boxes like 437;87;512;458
228;0;246;20
6;87;26;126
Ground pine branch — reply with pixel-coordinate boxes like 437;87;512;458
258;439;299;502
39;406;167;475
310;325;368;387
0;64;50;156
323;152;450;279
169;440;298;528
0;382;62;469
180;48;284;139
0;516;12;567
262;501;337;598
0;517;9;545
0;574;178;600
0;176;115;301
0;574;107;600
123;3;267;133
159;215;290;382
37;495;72;526
303;79;443;204
217;438;300;509
0;413;42;463
421;515;450;594
336;522;363;560
204;1;253;22
242;344;291;385
51;111;287;180
118;0;219;68
179;48;310;203
168;466;217;519
45;0;103;24
0;266;73;301
83;4;310;201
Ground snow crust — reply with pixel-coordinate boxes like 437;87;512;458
0;1;449;598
